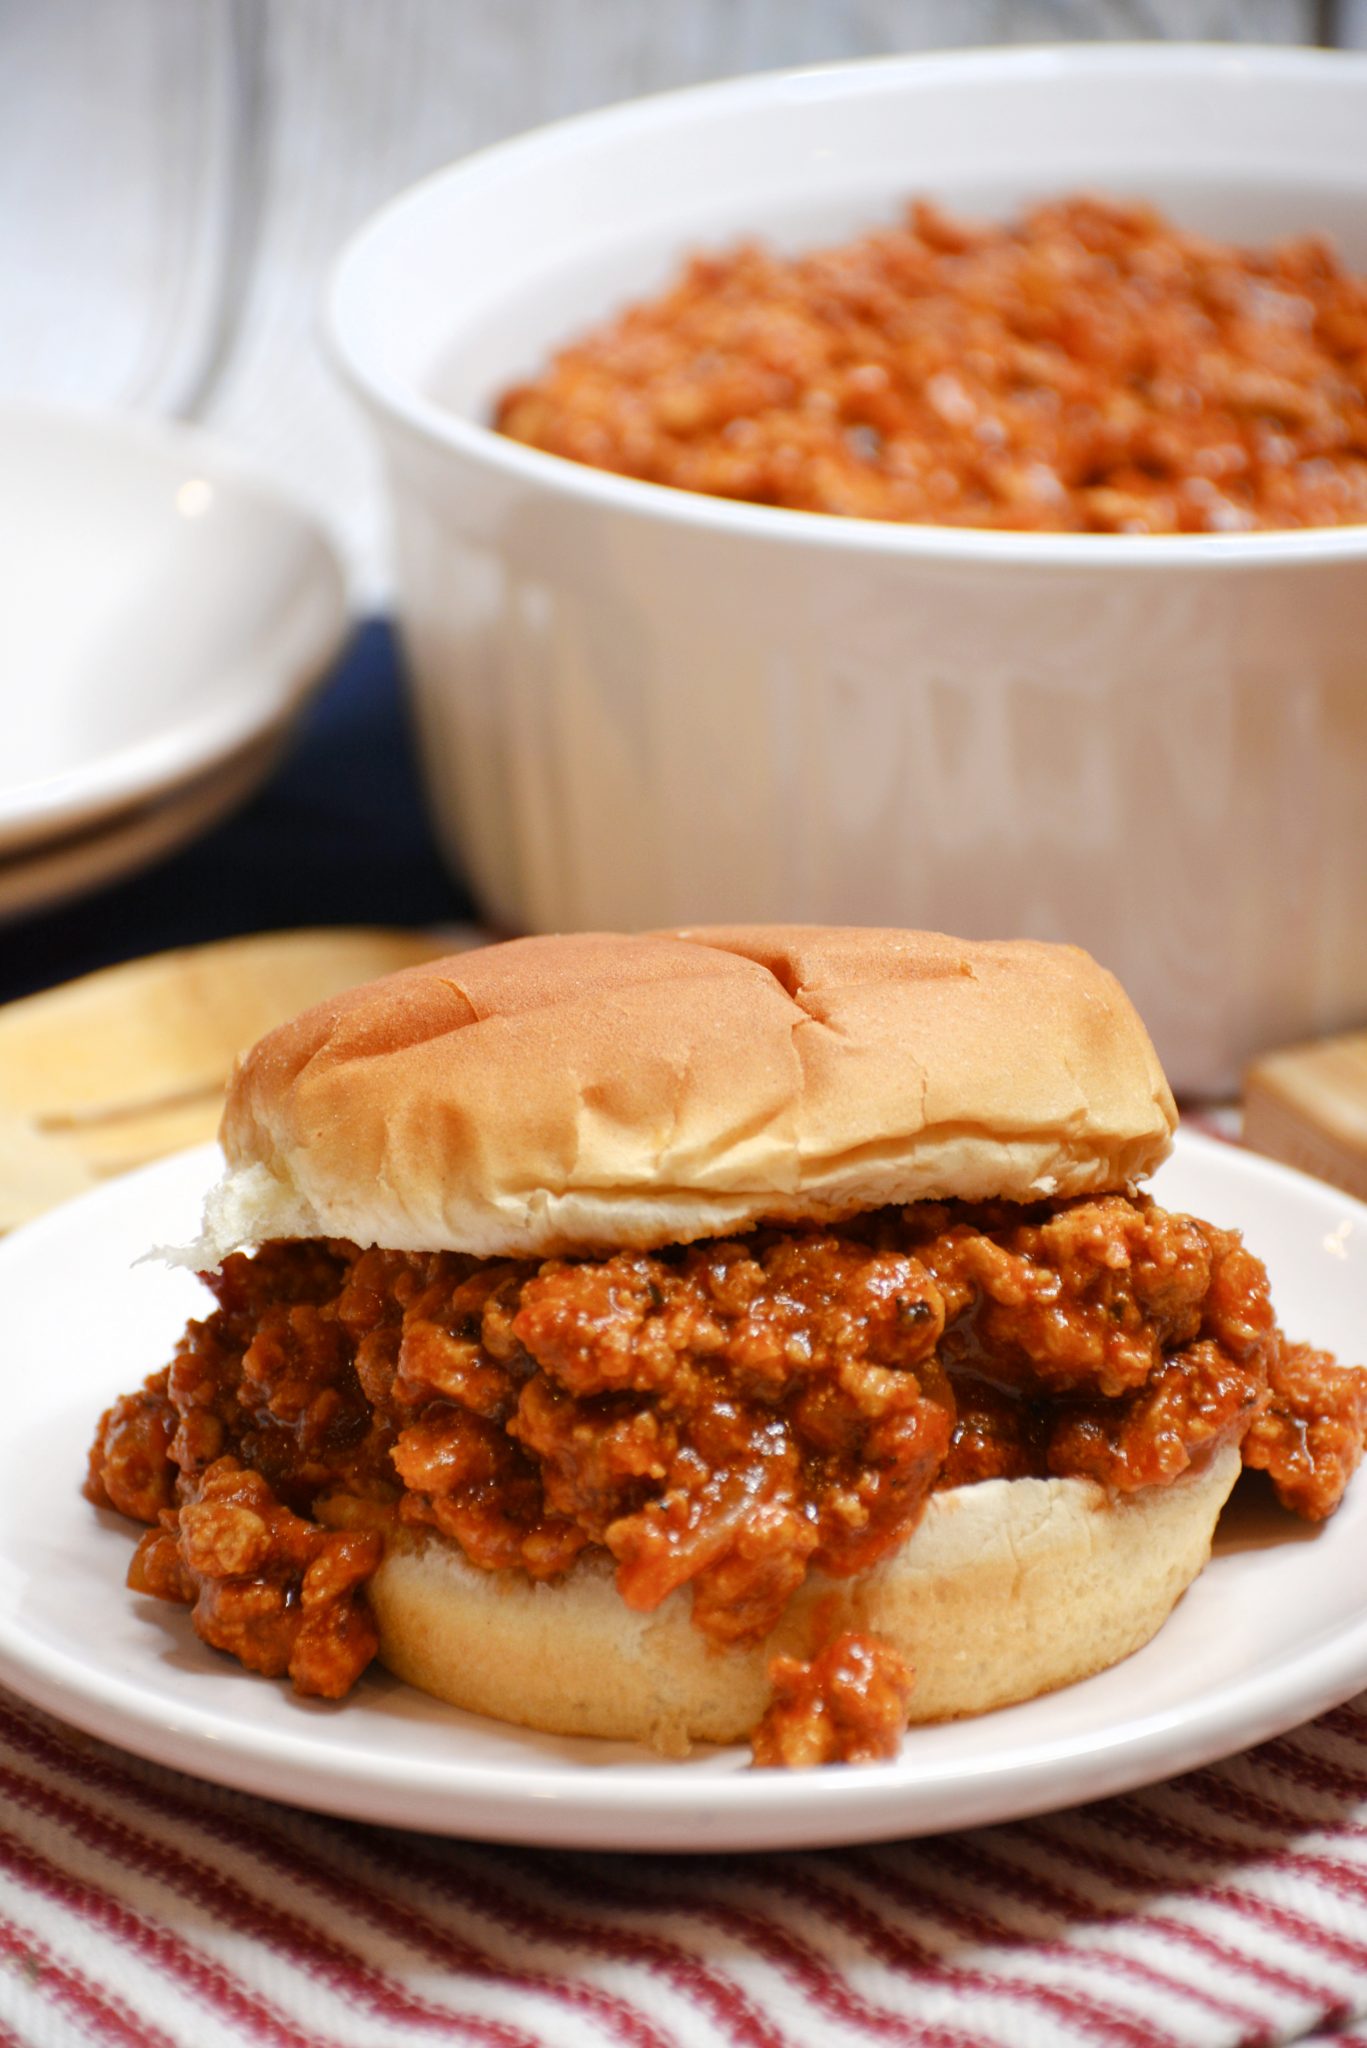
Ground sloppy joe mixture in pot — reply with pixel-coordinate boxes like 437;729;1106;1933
496;196;1367;535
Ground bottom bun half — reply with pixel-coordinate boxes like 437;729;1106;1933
362;1444;1242;1755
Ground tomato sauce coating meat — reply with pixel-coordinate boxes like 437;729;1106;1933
752;1632;916;1769
128;1459;381;1698
86;1194;1367;1750
496;196;1367;534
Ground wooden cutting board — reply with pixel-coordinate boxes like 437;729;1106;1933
0;926;479;1230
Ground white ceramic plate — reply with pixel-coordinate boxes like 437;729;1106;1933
0;403;347;857
0;1131;1363;1852
0;732;284;925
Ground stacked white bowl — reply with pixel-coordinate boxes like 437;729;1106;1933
0;405;347;922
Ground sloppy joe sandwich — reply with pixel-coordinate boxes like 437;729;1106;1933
86;928;1367;1767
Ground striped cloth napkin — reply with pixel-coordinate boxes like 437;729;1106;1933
3;1675;1367;2047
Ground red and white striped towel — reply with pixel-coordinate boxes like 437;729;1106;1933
3;1679;1367;2047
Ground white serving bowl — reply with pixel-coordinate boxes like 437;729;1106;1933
326;44;1367;1095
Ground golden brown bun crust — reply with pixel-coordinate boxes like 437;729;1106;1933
196;926;1176;1262
361;1446;1240;1752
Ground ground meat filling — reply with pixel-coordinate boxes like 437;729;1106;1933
86;1193;1366;1744
752;1633;916;1769
128;1459;382;1699
495;195;1367;535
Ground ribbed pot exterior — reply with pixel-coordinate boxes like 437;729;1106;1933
382;425;1367;1096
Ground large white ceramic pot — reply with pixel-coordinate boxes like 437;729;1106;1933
327;45;1367;1094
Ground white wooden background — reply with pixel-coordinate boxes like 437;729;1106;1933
3;0;1363;596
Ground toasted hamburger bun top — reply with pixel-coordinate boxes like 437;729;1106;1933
192;925;1176;1263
